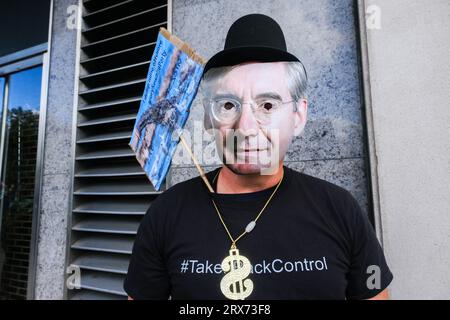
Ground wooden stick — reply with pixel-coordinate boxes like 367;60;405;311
179;134;214;193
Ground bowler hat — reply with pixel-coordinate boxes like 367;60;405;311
203;14;306;77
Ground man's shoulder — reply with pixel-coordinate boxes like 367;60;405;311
287;166;352;195
286;166;358;207
154;169;214;202
286;167;364;233
143;171;212;224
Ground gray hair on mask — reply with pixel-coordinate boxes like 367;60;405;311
200;61;308;104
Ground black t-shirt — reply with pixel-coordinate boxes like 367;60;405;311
124;166;393;300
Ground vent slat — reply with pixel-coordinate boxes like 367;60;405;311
79;96;141;112
75;167;144;178
83;0;166;26
72;252;129;274
73;216;140;235
77;131;131;144
72;234;134;254
79;78;145;94
83;0;130;15
83;0;133;20
80;43;154;74
80;61;150;89
73;199;150;215
76;147;135;160
70;289;125;300
74;179;158;195
81;23;164;58
78;113;136;127
79;271;127;296
83;6;167;43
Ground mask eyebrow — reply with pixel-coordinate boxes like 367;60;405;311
211;92;283;101
211;92;240;100
254;92;283;100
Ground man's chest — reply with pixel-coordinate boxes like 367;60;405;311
164;222;352;299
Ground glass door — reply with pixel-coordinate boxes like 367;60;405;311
0;65;43;299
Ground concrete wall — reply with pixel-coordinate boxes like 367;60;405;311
34;0;78;299
363;0;450;299
170;0;371;215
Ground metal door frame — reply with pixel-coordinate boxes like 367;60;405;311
0;40;50;299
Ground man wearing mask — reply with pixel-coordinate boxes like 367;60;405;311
124;14;393;300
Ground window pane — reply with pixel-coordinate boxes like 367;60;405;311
0;66;42;299
0;77;4;101
0;77;4;140
0;0;50;57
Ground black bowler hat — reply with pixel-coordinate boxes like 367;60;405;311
203;14;306;77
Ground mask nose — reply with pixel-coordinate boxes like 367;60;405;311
234;103;259;137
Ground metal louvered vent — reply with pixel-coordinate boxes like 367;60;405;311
68;0;169;300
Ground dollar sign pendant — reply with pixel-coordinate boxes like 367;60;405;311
220;247;253;300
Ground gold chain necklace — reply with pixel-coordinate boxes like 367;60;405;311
210;168;284;300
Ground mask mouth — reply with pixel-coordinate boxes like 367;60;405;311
237;148;268;152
